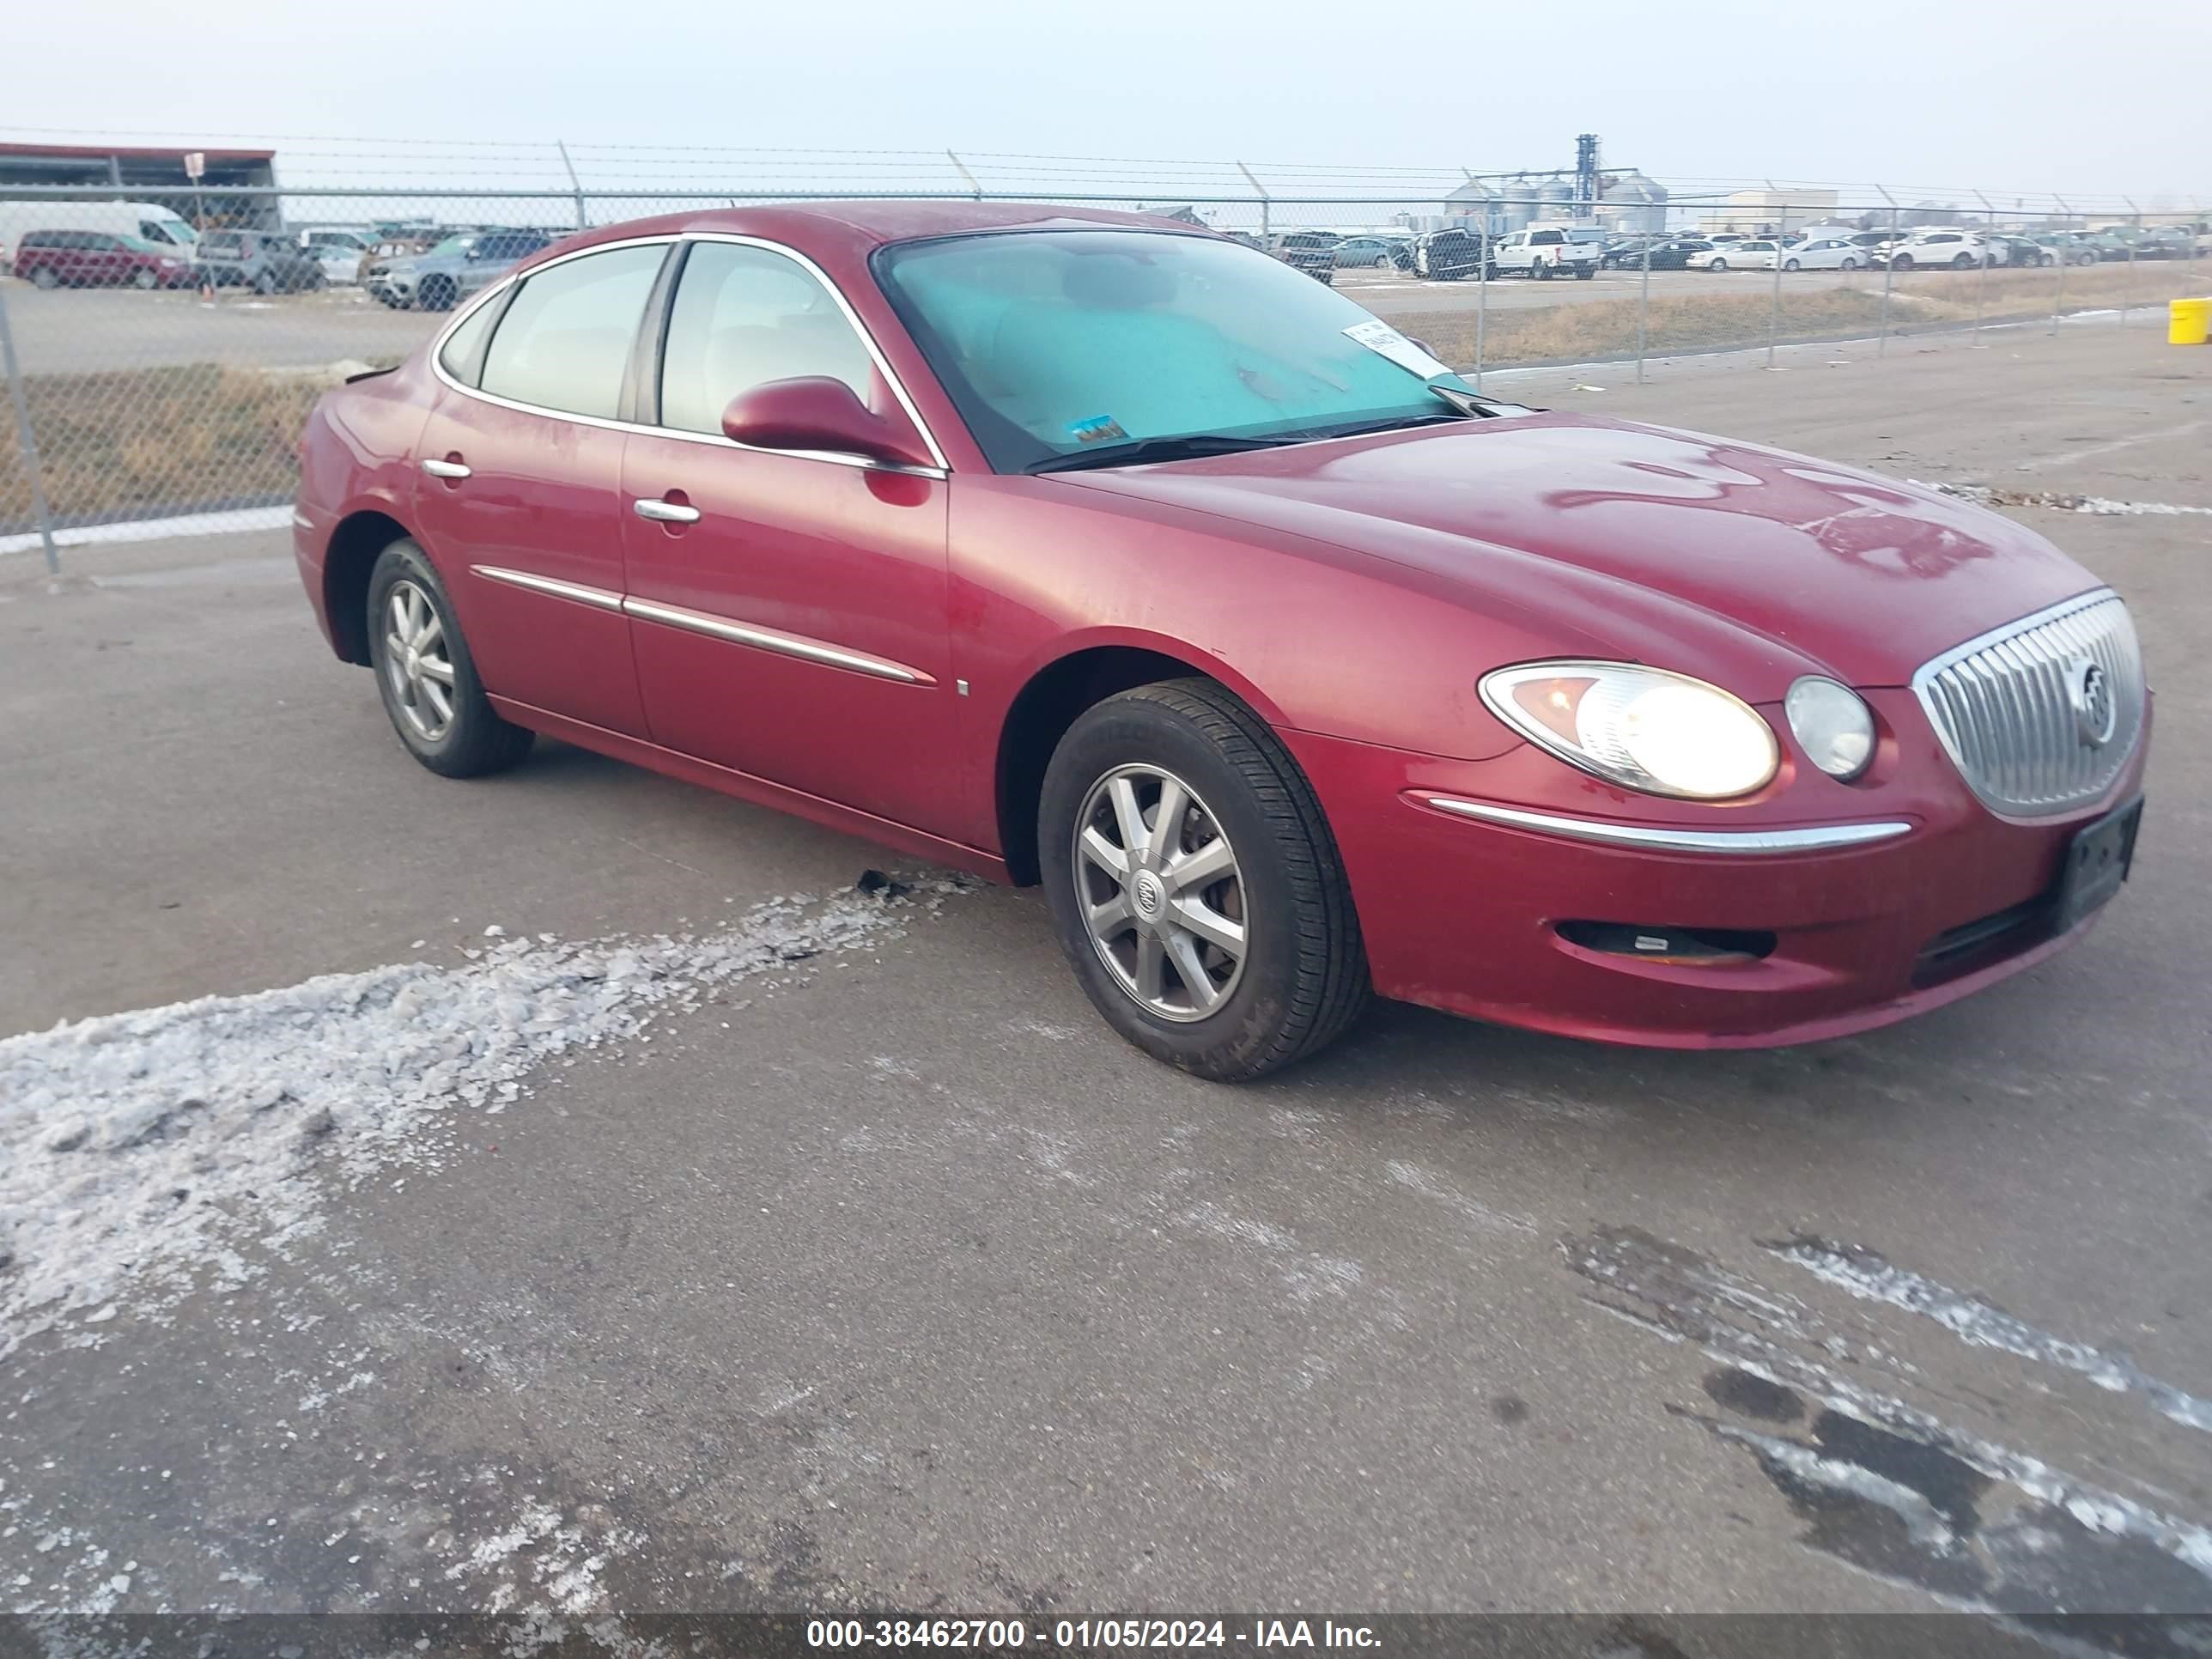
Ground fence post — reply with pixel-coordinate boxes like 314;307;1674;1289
1235;162;1270;242
1875;185;1898;356
2121;196;2139;328
2051;195;2072;336
1972;189;1995;344
1473;206;1491;392
0;282;60;575
1765;188;1787;369
1637;232;1651;385
556;139;589;231
946;150;983;202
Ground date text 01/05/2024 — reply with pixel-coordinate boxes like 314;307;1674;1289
805;1619;1383;1649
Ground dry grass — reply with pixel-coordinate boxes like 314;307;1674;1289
1;364;327;530
1401;258;2207;370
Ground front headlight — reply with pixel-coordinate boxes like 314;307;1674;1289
1480;661;1780;799
1784;677;1875;781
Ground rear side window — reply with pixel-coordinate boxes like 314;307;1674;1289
479;244;666;418
657;241;877;436
437;297;504;386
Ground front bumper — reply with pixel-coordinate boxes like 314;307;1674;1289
367;271;418;304
1284;693;2152;1048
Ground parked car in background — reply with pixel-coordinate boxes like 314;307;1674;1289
2136;228;2195;259
1332;235;1407;270
366;228;556;310
1411;226;1489;280
1489;223;1600;279
1881;230;1990;270
1687;239;1783;271
12;229;195;289
1771;235;1867;271
1267;231;1337;284
194;228;328;294
2024;233;2098;266
0;198;198;275
1981;234;2055;268
294;203;2149;1078
1611;238;1713;271
301;228;378;285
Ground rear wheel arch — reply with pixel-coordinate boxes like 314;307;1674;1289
323;508;416;664
994;643;1287;886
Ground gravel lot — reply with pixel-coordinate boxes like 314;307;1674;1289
2;327;2207;1641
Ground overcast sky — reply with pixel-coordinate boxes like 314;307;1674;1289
13;0;2209;205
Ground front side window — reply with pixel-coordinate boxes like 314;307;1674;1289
875;228;1474;474
658;240;878;436
478;244;667;418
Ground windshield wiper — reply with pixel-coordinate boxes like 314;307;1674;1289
1291;411;1473;442
1028;434;1297;474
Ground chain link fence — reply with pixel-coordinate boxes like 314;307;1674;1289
3;178;2206;568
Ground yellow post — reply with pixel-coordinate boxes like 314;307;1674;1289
2171;296;2211;346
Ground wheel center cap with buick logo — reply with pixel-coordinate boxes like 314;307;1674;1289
2066;655;2116;748
1132;869;1167;923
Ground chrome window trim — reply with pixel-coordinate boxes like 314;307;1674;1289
623;597;935;685
426;231;951;477
471;564;624;613
1417;795;1913;854
1909;586;2144;817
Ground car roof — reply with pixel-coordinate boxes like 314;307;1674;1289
517;200;1210;280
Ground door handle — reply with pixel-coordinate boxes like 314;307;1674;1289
420;458;471;480
632;498;702;525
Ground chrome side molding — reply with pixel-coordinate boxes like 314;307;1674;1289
1417;795;1913;854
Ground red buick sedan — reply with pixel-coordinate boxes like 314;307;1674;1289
292;204;2148;1079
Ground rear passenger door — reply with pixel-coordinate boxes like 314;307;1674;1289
409;240;673;738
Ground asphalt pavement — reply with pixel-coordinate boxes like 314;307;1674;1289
1;326;2206;1643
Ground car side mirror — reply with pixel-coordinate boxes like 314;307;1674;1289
720;377;933;471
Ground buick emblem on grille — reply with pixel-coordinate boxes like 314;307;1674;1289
2067;655;2116;748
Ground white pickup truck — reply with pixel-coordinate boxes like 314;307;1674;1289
1488;222;1602;280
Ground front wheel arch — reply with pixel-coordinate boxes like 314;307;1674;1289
994;642;1287;886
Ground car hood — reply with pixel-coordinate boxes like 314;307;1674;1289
1054;413;2099;690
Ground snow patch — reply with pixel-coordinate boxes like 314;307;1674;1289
1771;1237;2212;1434
0;883;957;1359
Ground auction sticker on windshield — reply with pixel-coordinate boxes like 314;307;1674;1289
1342;319;1452;379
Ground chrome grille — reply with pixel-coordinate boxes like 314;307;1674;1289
1913;590;2144;817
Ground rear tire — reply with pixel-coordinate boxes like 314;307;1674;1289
1840;257;1859;270
1574;263;1595;279
30;267;58;290
1040;679;1370;1081
1533;258;1553;280
131;267;158;289
365;539;534;779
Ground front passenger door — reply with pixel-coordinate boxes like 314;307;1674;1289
619;238;957;834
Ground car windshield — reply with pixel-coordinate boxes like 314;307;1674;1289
428;235;477;257
874;229;1476;474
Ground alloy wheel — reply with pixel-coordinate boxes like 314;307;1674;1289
380;578;458;741
1072;763;1248;1023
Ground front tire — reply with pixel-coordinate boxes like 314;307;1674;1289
1784;258;1802;271
1040;680;1369;1081
30;267;58;290
420;274;458;312
1708;258;1729;272
1891;254;1915;271
365;539;534;779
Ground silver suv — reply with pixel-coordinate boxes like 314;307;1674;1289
364;228;554;311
